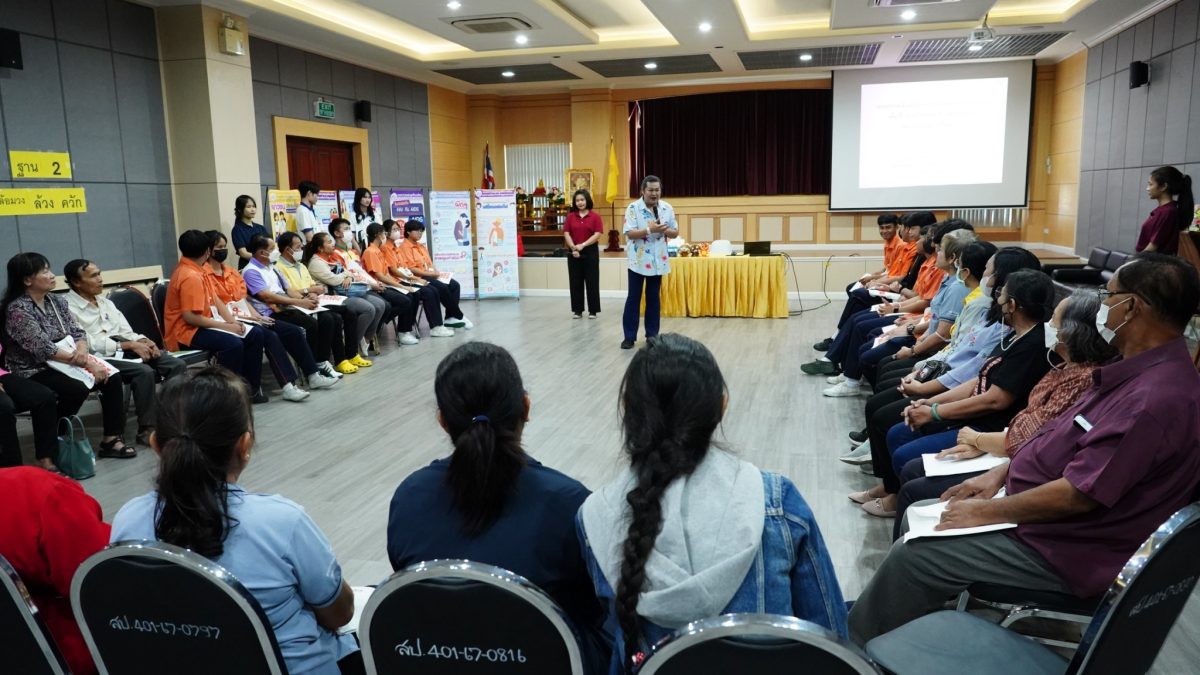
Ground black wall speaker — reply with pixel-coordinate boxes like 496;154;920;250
1130;61;1149;89
0;29;22;70
355;100;372;123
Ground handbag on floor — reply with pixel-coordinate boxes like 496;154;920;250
57;415;96;480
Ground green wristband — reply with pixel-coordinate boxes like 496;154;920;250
931;403;942;422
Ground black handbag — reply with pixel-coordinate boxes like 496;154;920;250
913;360;951;383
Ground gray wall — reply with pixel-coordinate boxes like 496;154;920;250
1079;0;1200;255
0;0;174;272
249;37;432;207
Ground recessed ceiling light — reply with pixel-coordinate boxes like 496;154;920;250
968;44;983;51
892;34;904;39
501;70;515;77
901;9;917;19
799;53;813;62
515;35;528;45
644;62;658;70
699;22;712;32
446;1;461;9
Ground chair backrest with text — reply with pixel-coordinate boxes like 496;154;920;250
1069;502;1200;675
360;559;583;675
70;541;287;675
638;614;879;675
0;553;70;675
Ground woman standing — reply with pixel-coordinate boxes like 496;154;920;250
564;189;603;319
350;187;378;249
231;195;271;270
1;253;132;467
1136;165;1194;255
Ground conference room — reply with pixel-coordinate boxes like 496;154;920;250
1;0;1199;673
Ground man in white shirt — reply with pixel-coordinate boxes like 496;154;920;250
293;180;321;243
63;259;185;445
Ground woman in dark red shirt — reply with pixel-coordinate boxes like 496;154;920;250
1136;165;1194;255
563;189;604;318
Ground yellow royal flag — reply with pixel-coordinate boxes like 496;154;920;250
605;137;620;204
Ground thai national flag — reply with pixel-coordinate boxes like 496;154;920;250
482;143;495;189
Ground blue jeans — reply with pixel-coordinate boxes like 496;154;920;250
186;326;265;391
885;425;960;478
623;270;662;342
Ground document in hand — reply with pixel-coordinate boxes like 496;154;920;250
318;295;347;306
438;271;453;283
922;453;1009;477
902;499;1016;543
869;289;902;301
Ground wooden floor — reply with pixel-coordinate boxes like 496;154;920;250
27;297;1197;670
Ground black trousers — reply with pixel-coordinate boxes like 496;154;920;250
29;368;126;439
426;278;463;320
378;288;417;333
409;285;443;327
275;308;346;364
0;373;59;464
567;248;600;314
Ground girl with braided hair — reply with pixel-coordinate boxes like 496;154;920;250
578;334;847;674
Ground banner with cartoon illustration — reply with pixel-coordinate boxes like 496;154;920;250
267;189;300;238
429;191;477;299
473;189;519;299
316;190;340;230
389;189;426;224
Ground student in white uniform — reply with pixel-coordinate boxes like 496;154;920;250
294;180;321;243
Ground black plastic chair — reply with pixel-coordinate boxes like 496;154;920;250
150;281;168;338
0;553;71;675
639;614;879;675
70;541;288;675
109;285;211;367
953;582;1101;649
865;502;1200;675
360;559;584;675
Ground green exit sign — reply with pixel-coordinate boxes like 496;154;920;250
313;98;335;120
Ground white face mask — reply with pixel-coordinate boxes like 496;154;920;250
954;262;966;283
980;275;991;292
1095;296;1132;344
268;249;280;263
391;230;403;241
1043;322;1058;349
291;247;304;259
338;231;349;242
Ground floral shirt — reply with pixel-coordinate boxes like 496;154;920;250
624;197;675;276
3;294;86;377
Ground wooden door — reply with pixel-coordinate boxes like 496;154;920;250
286;137;355;191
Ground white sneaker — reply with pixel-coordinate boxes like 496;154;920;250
457;316;473;330
319;362;342;379
307;372;339;390
281;383;310;401
588;313;598;319
430;325;455;338
839;441;873;465
399;332;420;345
823;381;864;398
826;374;846;385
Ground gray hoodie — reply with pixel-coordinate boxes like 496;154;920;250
579;448;765;629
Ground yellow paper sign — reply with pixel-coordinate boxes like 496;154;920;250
0;188;87;216
9;151;73;179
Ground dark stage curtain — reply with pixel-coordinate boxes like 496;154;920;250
628;89;832;198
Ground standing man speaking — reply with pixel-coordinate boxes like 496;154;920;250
621;175;678;349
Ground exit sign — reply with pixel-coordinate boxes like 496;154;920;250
313;98;335;120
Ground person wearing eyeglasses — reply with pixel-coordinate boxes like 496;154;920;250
849;252;1200;645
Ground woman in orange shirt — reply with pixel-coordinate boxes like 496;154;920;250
205;231;337;402
360;222;423;343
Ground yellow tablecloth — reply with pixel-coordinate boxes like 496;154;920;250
649;255;788;318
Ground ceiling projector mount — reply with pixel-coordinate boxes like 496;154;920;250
969;14;997;45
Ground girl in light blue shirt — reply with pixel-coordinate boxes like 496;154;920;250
110;367;359;675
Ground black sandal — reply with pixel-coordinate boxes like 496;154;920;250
98;438;137;459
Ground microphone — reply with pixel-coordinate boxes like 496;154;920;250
651;205;659;236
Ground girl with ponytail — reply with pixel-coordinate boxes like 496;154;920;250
578;334;847;674
110;367;361;675
1137;165;1194;255
386;341;609;672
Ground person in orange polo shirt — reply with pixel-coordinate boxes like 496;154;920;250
360;222;424;343
397;219;472;331
816;212;932;352
164;229;265;396
385;219;450;337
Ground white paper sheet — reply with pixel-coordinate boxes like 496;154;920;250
869;289;902;301
337;586;377;635
903;499;1016;543
922;453;1009;477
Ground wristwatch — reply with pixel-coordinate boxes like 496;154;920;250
906;324;916;336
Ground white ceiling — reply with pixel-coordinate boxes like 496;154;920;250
143;0;1171;93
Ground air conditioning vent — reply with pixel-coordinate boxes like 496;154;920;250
873;0;961;6
449;15;535;34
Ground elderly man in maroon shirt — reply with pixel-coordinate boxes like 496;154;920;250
849;252;1200;644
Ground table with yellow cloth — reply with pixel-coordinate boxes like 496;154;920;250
642;255;788;318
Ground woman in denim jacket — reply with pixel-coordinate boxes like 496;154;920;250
577;334;848;674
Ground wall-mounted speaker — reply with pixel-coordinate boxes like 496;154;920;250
0;29;23;70
1129;61;1149;89
355;100;372;123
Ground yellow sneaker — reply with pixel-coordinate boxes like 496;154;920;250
335;359;359;374
351;354;374;368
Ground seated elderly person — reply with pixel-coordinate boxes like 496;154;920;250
848;252;1200;644
63;259;185;446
